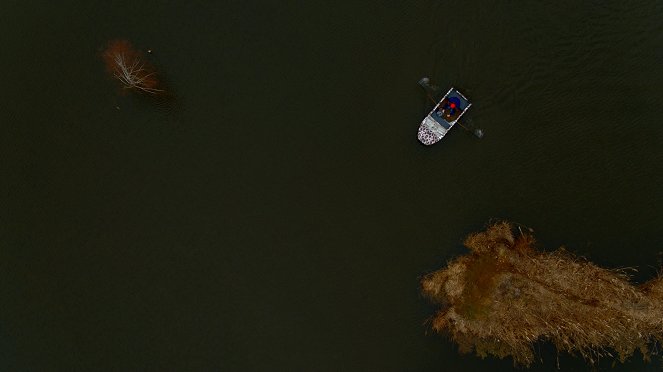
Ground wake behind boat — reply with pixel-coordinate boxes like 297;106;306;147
417;79;474;145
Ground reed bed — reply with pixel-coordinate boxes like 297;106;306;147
421;222;663;366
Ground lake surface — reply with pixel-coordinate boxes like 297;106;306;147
2;1;662;370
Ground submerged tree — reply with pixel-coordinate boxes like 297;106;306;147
421;222;663;367
102;40;164;94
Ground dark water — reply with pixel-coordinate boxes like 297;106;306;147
2;1;662;370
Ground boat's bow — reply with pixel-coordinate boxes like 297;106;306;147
417;116;448;145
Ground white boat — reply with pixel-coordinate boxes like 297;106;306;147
417;86;472;145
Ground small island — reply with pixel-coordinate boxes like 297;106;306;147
421;222;663;367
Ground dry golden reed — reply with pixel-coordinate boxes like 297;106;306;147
421;222;663;367
102;40;164;95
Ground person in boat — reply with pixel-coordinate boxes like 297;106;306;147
439;98;460;121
